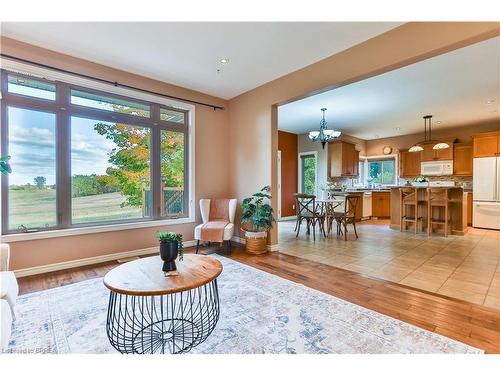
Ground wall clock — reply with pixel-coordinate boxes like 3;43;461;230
383;146;392;155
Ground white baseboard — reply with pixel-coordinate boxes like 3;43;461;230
13;240;198;278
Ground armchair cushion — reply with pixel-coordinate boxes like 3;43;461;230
194;223;234;241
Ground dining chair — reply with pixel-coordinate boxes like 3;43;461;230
332;194;359;241
293;193;326;241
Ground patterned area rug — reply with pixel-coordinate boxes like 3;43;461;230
6;255;481;354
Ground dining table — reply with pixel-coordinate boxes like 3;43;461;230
316;198;345;237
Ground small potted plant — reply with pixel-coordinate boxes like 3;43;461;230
412;175;429;187
241;186;275;255
156;231;183;274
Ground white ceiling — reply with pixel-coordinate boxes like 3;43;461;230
278;36;500;140
0;22;401;99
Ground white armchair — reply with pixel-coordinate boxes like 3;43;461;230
1;243;19;349
194;198;237;253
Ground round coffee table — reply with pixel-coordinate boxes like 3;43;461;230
103;254;223;354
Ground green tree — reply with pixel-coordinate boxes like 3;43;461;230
92;102;184;208
71;174;120;197
302;156;316;195
34;176;46;189
93;123;184;208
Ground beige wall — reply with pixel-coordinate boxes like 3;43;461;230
365;119;499;156
0;37;231;270
227;22;500;244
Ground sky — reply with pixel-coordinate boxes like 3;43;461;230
8;107;57;185
7;107;122;185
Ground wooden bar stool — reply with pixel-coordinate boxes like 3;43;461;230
400;188;424;234
427;188;450;237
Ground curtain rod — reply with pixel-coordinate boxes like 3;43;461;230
0;53;225;111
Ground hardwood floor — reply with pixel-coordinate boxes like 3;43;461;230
17;244;500;354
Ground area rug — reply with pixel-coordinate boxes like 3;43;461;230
6;255;481;354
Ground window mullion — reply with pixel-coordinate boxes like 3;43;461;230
57;82;72;228
151;104;161;219
1;71;9;234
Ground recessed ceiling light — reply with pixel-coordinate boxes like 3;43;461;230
395;127;401;131
486;99;495;105
220;58;230;64
437;121;442;124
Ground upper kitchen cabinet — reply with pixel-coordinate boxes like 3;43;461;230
453;143;473;176
473;131;500;157
399;149;421;177
328;141;359;177
420;139;455;161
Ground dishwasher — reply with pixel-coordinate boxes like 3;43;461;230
362;192;372;219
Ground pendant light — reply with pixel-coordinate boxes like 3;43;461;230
409;115;450;152
308;108;341;149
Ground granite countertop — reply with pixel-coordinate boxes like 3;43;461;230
389;186;464;189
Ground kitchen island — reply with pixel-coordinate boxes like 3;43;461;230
389;187;467;235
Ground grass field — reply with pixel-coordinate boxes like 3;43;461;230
8;189;143;230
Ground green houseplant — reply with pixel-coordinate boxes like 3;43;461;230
241;186;275;254
1;155;12;175
156;231;183;274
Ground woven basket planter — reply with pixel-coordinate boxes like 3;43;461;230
242;230;268;255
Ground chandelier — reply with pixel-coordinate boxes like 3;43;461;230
408;115;450;152
308;108;341;149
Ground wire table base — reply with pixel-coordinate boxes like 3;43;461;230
106;279;220;354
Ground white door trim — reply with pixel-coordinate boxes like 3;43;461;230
298;151;318;196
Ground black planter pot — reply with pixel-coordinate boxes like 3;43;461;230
159;240;179;272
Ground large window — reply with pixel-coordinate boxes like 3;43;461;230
70;117;152;224
1;70;191;235
6;107;57;230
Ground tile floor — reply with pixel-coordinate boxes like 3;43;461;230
277;219;500;309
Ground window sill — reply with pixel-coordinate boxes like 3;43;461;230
1;216;195;243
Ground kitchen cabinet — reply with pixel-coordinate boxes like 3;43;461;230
421;139;455;161
328;141;359;177
399;150;421;177
473;131;500;157
372;191;391;218
453;143;473;176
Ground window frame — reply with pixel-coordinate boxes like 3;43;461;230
0;65;195;240
359;154;398;186
297;151;318;196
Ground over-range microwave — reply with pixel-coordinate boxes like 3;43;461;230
420;160;453;176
